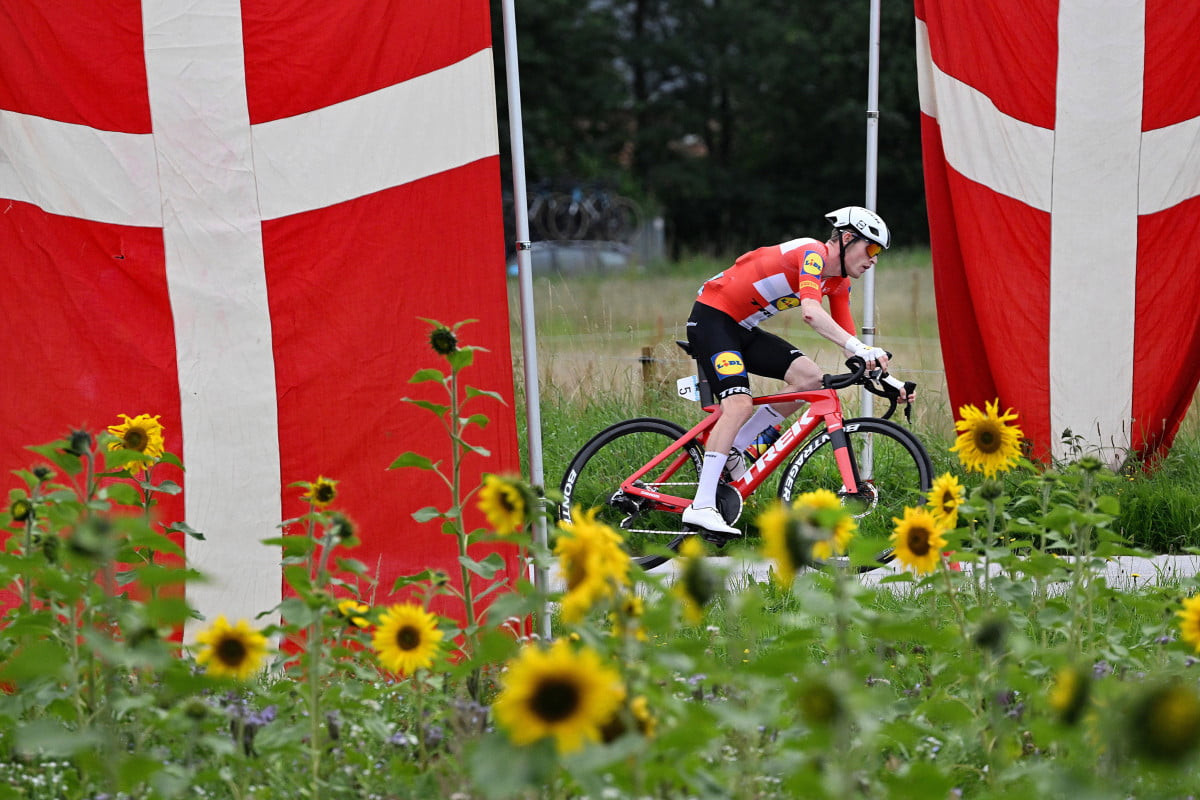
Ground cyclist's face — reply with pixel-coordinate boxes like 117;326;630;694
843;235;880;278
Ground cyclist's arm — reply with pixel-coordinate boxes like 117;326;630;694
800;297;896;377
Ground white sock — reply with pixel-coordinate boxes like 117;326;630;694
732;406;786;452
693;451;726;509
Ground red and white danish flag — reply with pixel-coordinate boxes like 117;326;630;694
916;0;1200;463
0;1;522;629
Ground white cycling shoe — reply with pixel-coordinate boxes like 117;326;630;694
682;504;741;537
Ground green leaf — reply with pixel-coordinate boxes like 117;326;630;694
402;398;449;416
101;482;143;506
413;506;443;523
158;451;184;469
466;386;507;405
150;479;183;495
391;568;440;593
447;347;475;370
0;640;69;682
165;521;205;540
26;443;82;477
463;444;492;458
409;368;446;384
15;719;101;758
278;596;316;628
459;552;506;580
460;413;490;430
389;452;436;471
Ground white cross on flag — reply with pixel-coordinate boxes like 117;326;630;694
0;1;522;627
916;0;1200;463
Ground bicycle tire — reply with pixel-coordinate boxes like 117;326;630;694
777;417;933;570
559;417;707;570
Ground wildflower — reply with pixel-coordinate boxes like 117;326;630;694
674;537;719;624
1128;681;1200;763
477;474;527;535
926;472;965;528
950;399;1023;477
302;476;338;508
372;603;443;675
890;507;947;576
1177;594;1200;653
555;507;630;623
429;326;458;355
336;599;370;628
1048;665;1090;726
493;639;625;753
106;413;165;474
195;616;269;681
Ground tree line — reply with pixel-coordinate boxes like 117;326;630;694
490;0;926;257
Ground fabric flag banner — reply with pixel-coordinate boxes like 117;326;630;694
0;1;523;630
915;0;1200;463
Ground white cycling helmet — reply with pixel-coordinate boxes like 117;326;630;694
825;206;891;249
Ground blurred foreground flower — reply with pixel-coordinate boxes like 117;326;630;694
1128;681;1200;764
477;474;527;535
674;537;718;623
927;472;965;528
107;413;165;475
494;638;625;753
336;599;370;628
890;507;947;576
555;507;630;623
950;399;1023;477
1177;594;1200;653
195;616;269;681
1048;664;1091;726
373;603;444;675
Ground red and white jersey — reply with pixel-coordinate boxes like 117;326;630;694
696;238;855;332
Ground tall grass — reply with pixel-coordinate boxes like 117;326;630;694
511;253;1200;552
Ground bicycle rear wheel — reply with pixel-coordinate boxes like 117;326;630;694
559;417;706;570
778;418;933;569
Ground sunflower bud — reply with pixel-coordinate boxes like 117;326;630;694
32;465;53;482
66;429;93;456
429;327;458;355
10;497;32;523
1128;681;1200;763
978;479;1004;501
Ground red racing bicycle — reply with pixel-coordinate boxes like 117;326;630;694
559;343;933;569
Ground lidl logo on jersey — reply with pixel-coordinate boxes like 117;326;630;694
712;351;746;376
802;252;823;276
774;296;800;310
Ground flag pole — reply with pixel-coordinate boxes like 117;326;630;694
860;0;882;423
500;0;552;639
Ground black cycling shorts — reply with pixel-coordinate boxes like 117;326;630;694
685;301;804;400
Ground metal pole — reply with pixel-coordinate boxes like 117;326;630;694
500;0;551;640
860;0;881;426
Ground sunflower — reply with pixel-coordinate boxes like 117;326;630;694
194;616;269;681
372;603;443;675
555;507;631;623
302;476;338;508
428;326;458;355
609;593;647;642
1128;681;1200;763
757;502;809;587
950;399;1024;477
493;639;625;753
477;474;527;535
793;489;856;561
890;506;948;576
674;537;719;624
336;598;370;628
926;472;965;528
1048;665;1091;726
1177;594;1200;652
106;413;165;475
600;694;658;743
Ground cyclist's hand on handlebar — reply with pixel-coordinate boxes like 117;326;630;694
843;336;889;371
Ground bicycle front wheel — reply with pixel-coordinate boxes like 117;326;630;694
560;417;705;570
778;418;933;567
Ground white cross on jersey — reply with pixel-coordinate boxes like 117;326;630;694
0;0;498;632
916;0;1200;461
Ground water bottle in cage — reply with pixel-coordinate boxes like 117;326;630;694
744;423;782;461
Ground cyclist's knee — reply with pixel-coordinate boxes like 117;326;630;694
784;356;821;390
719;392;754;421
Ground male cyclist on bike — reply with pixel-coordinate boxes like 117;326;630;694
682;206;911;537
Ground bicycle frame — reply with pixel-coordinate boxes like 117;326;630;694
618;386;859;513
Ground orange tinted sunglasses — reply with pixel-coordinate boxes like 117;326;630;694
860;239;882;258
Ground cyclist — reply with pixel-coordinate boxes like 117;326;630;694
682;206;911;537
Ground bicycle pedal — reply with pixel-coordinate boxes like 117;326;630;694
698;529;742;547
